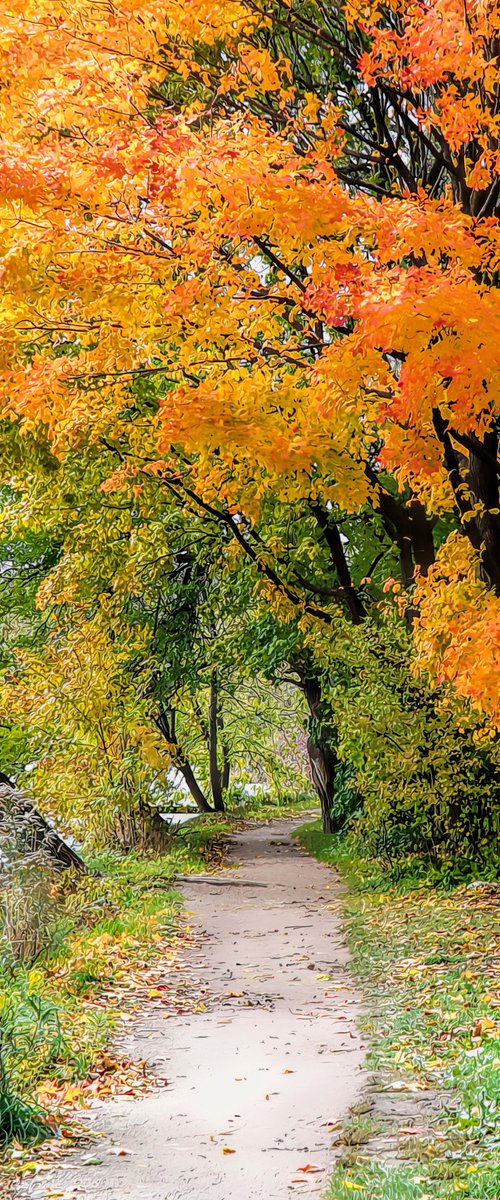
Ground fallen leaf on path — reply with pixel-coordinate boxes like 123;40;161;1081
222;1147;236;1155
297;1164;321;1173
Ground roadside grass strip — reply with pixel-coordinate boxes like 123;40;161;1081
296;824;500;1200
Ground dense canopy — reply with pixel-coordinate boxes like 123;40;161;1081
0;0;499;848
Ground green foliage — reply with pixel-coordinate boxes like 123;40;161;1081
0;994;57;1146
329;760;362;832
225;784;315;817
316;613;500;861
327;1163;500;1200
0;472;313;831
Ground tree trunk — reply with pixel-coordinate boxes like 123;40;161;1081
137;798;172;850
310;505;366;624
0;780;87;872
363;464;436;587
154;709;213;813
433;412;500;594
306;736;337;834
176;755;213;813
297;670;338;835
221;748;230;793
208;670;226;812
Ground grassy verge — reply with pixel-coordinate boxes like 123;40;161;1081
224;791;317;821
0;819;230;1154
296;823;500;1200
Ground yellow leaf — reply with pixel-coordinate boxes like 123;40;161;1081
472;1016;495;1036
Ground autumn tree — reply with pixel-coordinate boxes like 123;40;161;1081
0;0;499;841
0;453;315;833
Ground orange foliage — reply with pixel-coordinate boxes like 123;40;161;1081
0;0;499;719
413;535;500;727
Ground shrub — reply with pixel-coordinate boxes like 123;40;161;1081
0;993;59;1145
321;614;500;863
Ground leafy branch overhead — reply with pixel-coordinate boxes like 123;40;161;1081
0;2;498;843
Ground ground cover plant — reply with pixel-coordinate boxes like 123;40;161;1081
297;824;500;1200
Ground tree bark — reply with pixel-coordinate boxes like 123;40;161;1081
363;468;436;586
0;780;87;872
433;411;500;594
221;747;231;793
208;670;228;812
310;505;366;623
466;428;500;594
136;799;172;850
295;669;338;835
154;708;213;813
306;736;337;834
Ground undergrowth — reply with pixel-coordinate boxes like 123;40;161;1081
296;823;500;1200
0;819;228;1151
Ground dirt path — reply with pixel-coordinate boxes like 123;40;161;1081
20;821;366;1200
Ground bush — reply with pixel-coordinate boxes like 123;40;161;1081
320;614;500;864
330;761;362;833
0;993;59;1145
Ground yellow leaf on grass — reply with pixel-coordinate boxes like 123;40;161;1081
472;1016;495;1036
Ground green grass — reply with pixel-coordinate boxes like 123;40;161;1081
296;822;500;1200
224;789;317;821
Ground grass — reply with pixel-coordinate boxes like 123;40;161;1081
296;823;500;1200
224;789;317;821
0;818;229;1150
